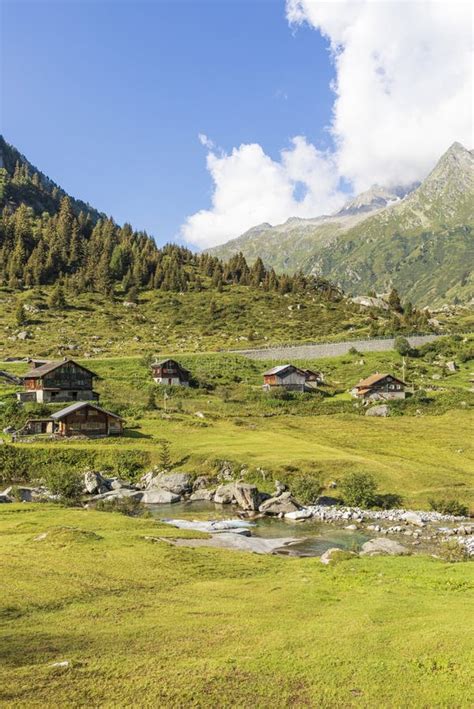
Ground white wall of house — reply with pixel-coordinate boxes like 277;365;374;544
153;376;189;387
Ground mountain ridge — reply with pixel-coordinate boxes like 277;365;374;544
209;142;474;305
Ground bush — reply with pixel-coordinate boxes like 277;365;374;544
340;472;378;507
428;498;469;517
115;450;150;479
437;539;470;563
373;492;404;509
394;335;411;356
44;469;83;502
290;473;323;505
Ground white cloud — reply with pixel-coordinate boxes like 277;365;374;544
287;0;473;190
181;138;345;248
183;1;473;247
198;133;215;150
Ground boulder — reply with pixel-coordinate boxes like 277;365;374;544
141;489;180;504
109;478;132;491
285;508;312;521
259;491;301;515
401;511;426;527
320;547;357;565
446;361;457;372
189;489;215;501
193;475;212;491
233;482;260;511
214;483;236;505
148;472;192;496
83;471;110;495
92;489;143;501
366;405;389;417
360;538;410;556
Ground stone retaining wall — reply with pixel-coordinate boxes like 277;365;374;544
232;334;443;361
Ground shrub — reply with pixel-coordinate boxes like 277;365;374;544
340;472;378;507
290;473;323;505
428;498;469;517
373;492;404;509
437;539;470;563
115;450;149;480
44;469;83;502
394;335;411;356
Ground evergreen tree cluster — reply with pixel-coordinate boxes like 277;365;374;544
0;138;344;300
0;194;342;299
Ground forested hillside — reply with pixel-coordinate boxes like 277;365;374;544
0;135;342;300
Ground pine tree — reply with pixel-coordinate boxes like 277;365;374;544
15;302;27;326
48;284;67;309
388;288;403;313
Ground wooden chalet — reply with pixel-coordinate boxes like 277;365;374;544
21;402;123;438
351;373;407;401
151;359;190;387
263;364;323;392
17;359;99;404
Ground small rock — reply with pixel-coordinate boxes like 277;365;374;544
189;489;215;501
360;538;410;556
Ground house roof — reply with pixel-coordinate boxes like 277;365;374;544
263;364;293;376
263;364;308;377
355;372;406;388
151;359;190;373
23;359;97;379
50;401;123;421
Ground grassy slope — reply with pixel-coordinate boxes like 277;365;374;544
2;347;473;507
0;286;374;359
3;286;473;360
1;505;473;707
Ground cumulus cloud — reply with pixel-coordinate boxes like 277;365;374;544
183;0;473;247
181;137;344;249
288;0;473;190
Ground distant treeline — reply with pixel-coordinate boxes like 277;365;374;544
0;146;342;299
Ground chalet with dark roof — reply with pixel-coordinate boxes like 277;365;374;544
21;402;123;437
351;373;407;401
151;359;190;386
17;359;99;404
263;364;324;392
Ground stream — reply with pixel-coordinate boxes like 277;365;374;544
149;500;371;556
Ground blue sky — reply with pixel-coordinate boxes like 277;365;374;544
1;0;335;245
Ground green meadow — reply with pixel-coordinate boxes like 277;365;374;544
1;339;473;508
1;504;473;707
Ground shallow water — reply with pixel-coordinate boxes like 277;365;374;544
149;500;371;556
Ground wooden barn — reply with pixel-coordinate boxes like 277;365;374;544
351;373;407;401
50;402;123;437
18;359;99;404
263;364;323;392
151;359;190;386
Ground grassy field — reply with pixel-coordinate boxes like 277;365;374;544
1;504;473;708
1;343;473;508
